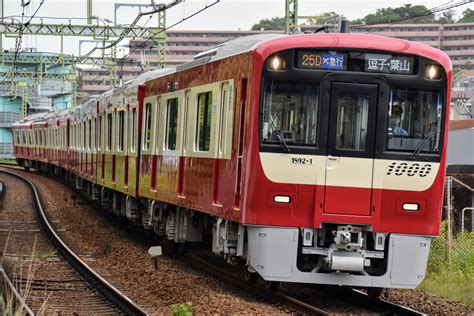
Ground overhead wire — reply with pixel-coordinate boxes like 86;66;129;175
91;0;221;82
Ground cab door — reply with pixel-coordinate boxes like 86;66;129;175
324;82;378;216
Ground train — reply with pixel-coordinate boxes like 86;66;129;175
12;33;451;291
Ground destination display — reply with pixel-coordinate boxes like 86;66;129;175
296;51;347;70
364;54;414;74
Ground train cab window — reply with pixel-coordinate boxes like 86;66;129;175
107;113;113;151
335;92;369;151
261;81;318;147
196;92;212;152
117;111;125;152
386;89;442;153
143;102;153;151
130;107;137;153
166;98;178;150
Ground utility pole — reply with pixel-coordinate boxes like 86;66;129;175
87;0;93;24
285;0;350;34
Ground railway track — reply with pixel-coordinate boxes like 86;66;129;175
0;168;147;315
177;251;426;316
1;164;426;315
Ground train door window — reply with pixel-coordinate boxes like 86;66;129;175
143;102;153;151
107;113;113;151
117;111;125;152
182;90;190;155
218;81;234;158
98;115;102;151
196;92;212;152
92;118;96;151
166;98;178;150
88;119;92;150
335;92;369;151
130;107;137;153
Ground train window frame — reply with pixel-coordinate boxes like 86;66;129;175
384;87;444;156
98;114;103;151
218;81;234;159
117;110;125;153
196;91;213;152
259;80;320;153
165;97;179;151
142;96;156;154
129;106;137;154
106;112;114;152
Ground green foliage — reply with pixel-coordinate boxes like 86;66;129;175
251;17;285;31
437;10;456;24
421;221;474;306
359;4;436;25
170;302;192;316
458;8;474;23
304;12;345;25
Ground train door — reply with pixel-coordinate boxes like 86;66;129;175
324;82;378;216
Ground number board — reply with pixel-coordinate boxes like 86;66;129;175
364;54;414;74
296;51;347;70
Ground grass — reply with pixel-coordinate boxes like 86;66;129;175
419;270;473;306
419;222;474;306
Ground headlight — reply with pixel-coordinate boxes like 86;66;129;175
268;55;286;71
425;65;441;80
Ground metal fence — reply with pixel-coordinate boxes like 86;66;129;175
428;175;474;277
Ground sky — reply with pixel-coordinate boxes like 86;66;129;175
1;0;473;56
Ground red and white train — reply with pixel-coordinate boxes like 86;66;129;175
12;33;451;290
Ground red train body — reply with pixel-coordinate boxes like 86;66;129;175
12;33;451;289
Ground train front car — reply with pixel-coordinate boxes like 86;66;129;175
243;34;451;289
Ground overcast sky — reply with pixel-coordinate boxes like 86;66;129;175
2;0;472;56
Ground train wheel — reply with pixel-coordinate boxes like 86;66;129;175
243;266;257;283
367;287;384;299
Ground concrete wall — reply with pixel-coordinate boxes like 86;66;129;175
447;129;474;165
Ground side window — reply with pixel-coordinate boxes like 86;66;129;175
130;107;137;153
118;111;125;152
143;102;152;150
166;98;178;150
196;92;212;152
107;113;113;151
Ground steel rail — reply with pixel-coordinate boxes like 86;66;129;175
351;289;426;316
0;169;147;316
177;252;331;316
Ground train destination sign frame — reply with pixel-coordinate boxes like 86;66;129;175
296;51;347;70
364;54;414;75
294;50;416;75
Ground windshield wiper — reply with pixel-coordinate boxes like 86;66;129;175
408;132;432;160
275;130;291;153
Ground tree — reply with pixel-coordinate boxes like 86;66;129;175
304;12;345;25
437;10;456;24
354;4;436;25
251;17;285;31
458;8;474;23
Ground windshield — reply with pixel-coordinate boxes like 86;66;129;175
386;88;442;154
261;81;318;147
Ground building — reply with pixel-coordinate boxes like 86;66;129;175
0;52;74;158
351;22;474;68
79;30;277;95
78;23;474;95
